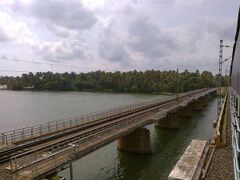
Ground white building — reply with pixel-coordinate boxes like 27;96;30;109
0;84;7;90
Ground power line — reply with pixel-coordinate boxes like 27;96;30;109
0;57;90;70
0;69;81;74
0;70;38;73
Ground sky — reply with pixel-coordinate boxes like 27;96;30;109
0;0;239;75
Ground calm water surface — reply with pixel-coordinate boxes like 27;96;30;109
0;90;217;180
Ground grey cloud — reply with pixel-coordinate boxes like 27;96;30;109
109;16;232;71
206;21;235;40
99;39;130;64
45;23;72;38
33;0;97;31
127;17;179;59
0;27;11;42
35;35;89;62
8;0;96;62
4;0;236;73
0;54;7;59
98;20;132;66
97;5;235;72
15;0;97;33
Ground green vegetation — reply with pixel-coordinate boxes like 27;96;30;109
0;70;227;93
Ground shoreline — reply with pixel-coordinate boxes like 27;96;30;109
0;89;174;96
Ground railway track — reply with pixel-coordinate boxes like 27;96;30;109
0;88;213;170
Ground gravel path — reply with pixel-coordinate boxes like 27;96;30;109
206;105;234;180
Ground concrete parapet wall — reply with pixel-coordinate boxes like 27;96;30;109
168;139;208;180
214;90;228;147
217;87;227;96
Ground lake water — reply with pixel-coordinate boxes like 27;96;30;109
0;90;217;180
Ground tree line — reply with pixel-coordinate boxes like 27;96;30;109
0;70;228;93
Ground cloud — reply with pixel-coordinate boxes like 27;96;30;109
96;2;236;72
19;0;98;32
0;11;35;45
204;20;235;40
127;16;179;59
34;35;89;62
98;38;131;64
0;0;238;74
42;0;237;72
0;27;11;42
164;19;235;69
97;10;133;67
2;0;98;62
174;0;216;7
45;23;73;38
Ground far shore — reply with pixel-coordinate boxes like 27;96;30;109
0;89;174;96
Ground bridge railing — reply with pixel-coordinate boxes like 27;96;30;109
230;87;240;180
9;111;145;175
0;95;172;147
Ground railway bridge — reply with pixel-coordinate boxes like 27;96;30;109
0;88;216;180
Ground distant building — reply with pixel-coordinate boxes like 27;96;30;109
23;85;34;90
0;84;7;90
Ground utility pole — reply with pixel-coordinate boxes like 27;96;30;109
217;40;223;117
217;40;232;117
225;68;228;87
177;68;179;101
219;40;223;92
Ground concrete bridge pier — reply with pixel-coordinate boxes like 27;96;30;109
202;96;209;107
117;127;152;154
190;100;205;111
210;90;217;97
178;107;192;118
155;112;180;129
